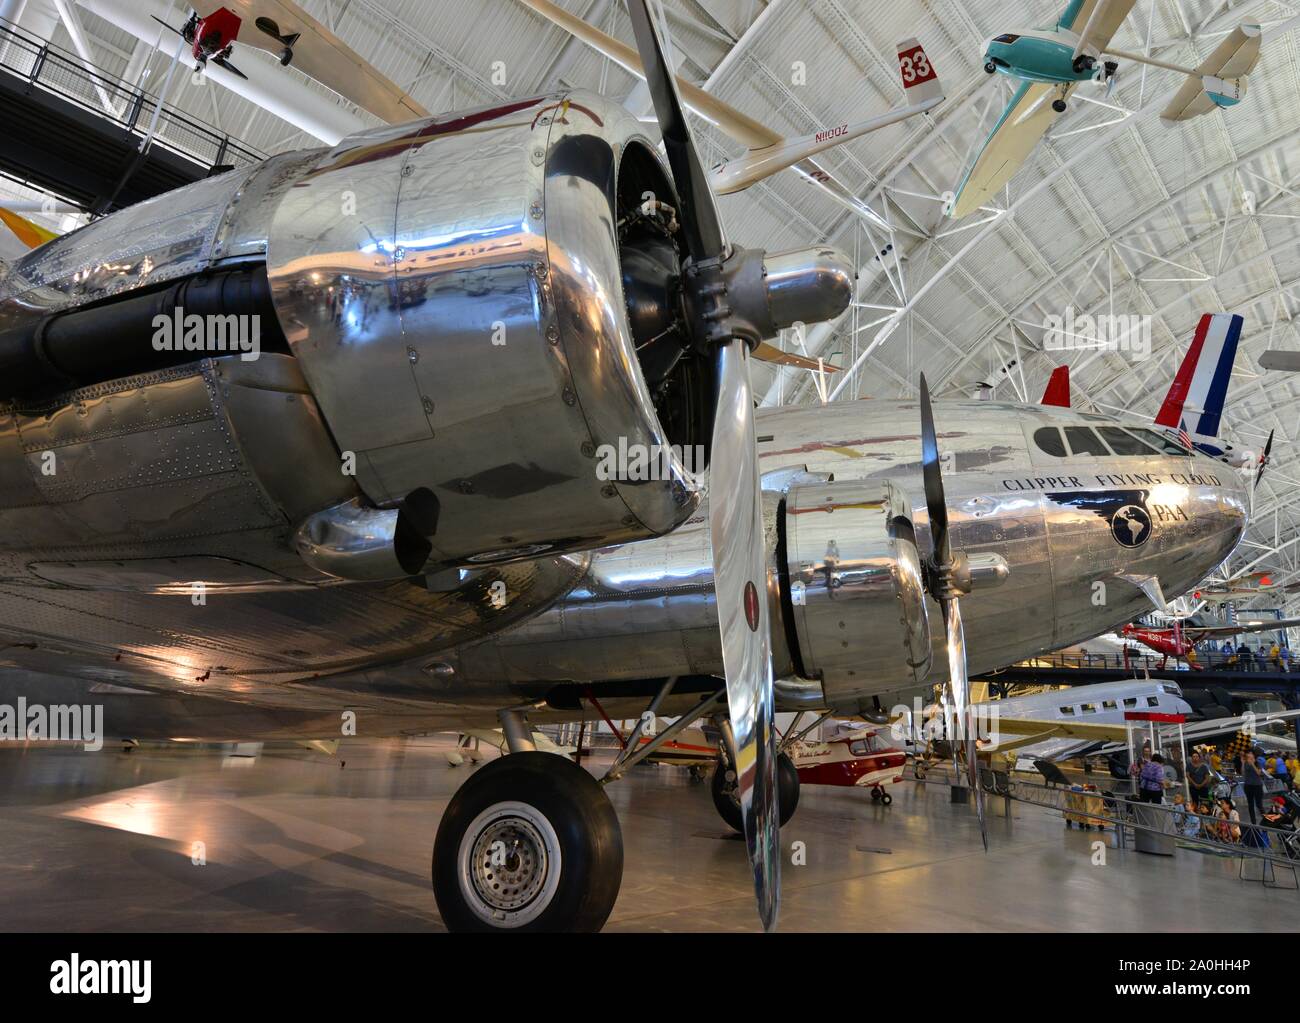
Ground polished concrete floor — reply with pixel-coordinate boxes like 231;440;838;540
0;738;1293;932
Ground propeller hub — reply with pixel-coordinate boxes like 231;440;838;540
681;244;854;355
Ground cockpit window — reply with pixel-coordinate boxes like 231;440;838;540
1063;426;1112;457
1033;427;1067;457
1098;427;1160;455
1161;684;1182;696
1135;428;1192;455
993;33;1020;42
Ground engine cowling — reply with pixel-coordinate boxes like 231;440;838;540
268;93;712;571
782;479;932;713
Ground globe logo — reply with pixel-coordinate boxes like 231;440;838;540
1110;504;1152;548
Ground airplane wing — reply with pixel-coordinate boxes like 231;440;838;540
993;716;1132;743
517;0;775;146
191;0;430;125
949;81;1071;219
1160;23;1262;122
752;341;841;372
1183;616;1300;639
1180;709;1300;743
1067;0;1138;55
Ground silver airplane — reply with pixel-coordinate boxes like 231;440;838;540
0;5;1247;932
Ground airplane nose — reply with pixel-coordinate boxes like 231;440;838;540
1167;456;1249;590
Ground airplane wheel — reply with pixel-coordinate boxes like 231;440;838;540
711;753;799;833
870;786;882;801
431;752;622;932
984;61;996;74
881;792;893;806
1052;99;1067;113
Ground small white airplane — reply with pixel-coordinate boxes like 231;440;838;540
904;678;1300;770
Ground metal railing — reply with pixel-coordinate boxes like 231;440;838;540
918;763;1300;881
0;19;264;175
1011;649;1293;673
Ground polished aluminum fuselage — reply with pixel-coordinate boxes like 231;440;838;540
447;398;1247;699
0;396;1246;740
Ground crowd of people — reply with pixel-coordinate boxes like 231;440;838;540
1209;640;1291;672
1129;747;1299;848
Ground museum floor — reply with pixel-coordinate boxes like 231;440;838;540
0;738;1290;932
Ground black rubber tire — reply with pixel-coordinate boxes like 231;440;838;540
1052;99;1067;113
881;792;893;806
432;752;622;932
870;786;882;801
711;753;800;833
984;61;996;74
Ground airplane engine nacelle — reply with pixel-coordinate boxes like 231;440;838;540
267;92;713;571
783;479;932;713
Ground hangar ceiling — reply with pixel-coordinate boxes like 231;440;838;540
6;0;1300;614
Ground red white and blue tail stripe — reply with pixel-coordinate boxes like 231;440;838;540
1154;313;1243;447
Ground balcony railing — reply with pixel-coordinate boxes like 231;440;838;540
0;18;264;176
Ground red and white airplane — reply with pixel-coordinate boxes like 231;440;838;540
789;726;908;804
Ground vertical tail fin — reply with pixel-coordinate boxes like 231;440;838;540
896;38;943;105
1154;313;1243;438
1040;365;1071;407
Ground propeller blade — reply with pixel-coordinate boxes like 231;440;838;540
1255;429;1274;489
625;0;779;932
918;374;949;564
213;56;249;80
918;373;986;850
149;14;182;37
709;340;780;931
625;0;725;263
941;596;986;850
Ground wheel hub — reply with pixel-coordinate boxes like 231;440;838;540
457;801;563;927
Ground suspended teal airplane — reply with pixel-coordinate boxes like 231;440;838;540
949;0;1262;219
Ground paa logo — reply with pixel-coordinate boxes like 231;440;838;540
1110;504;1152;548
